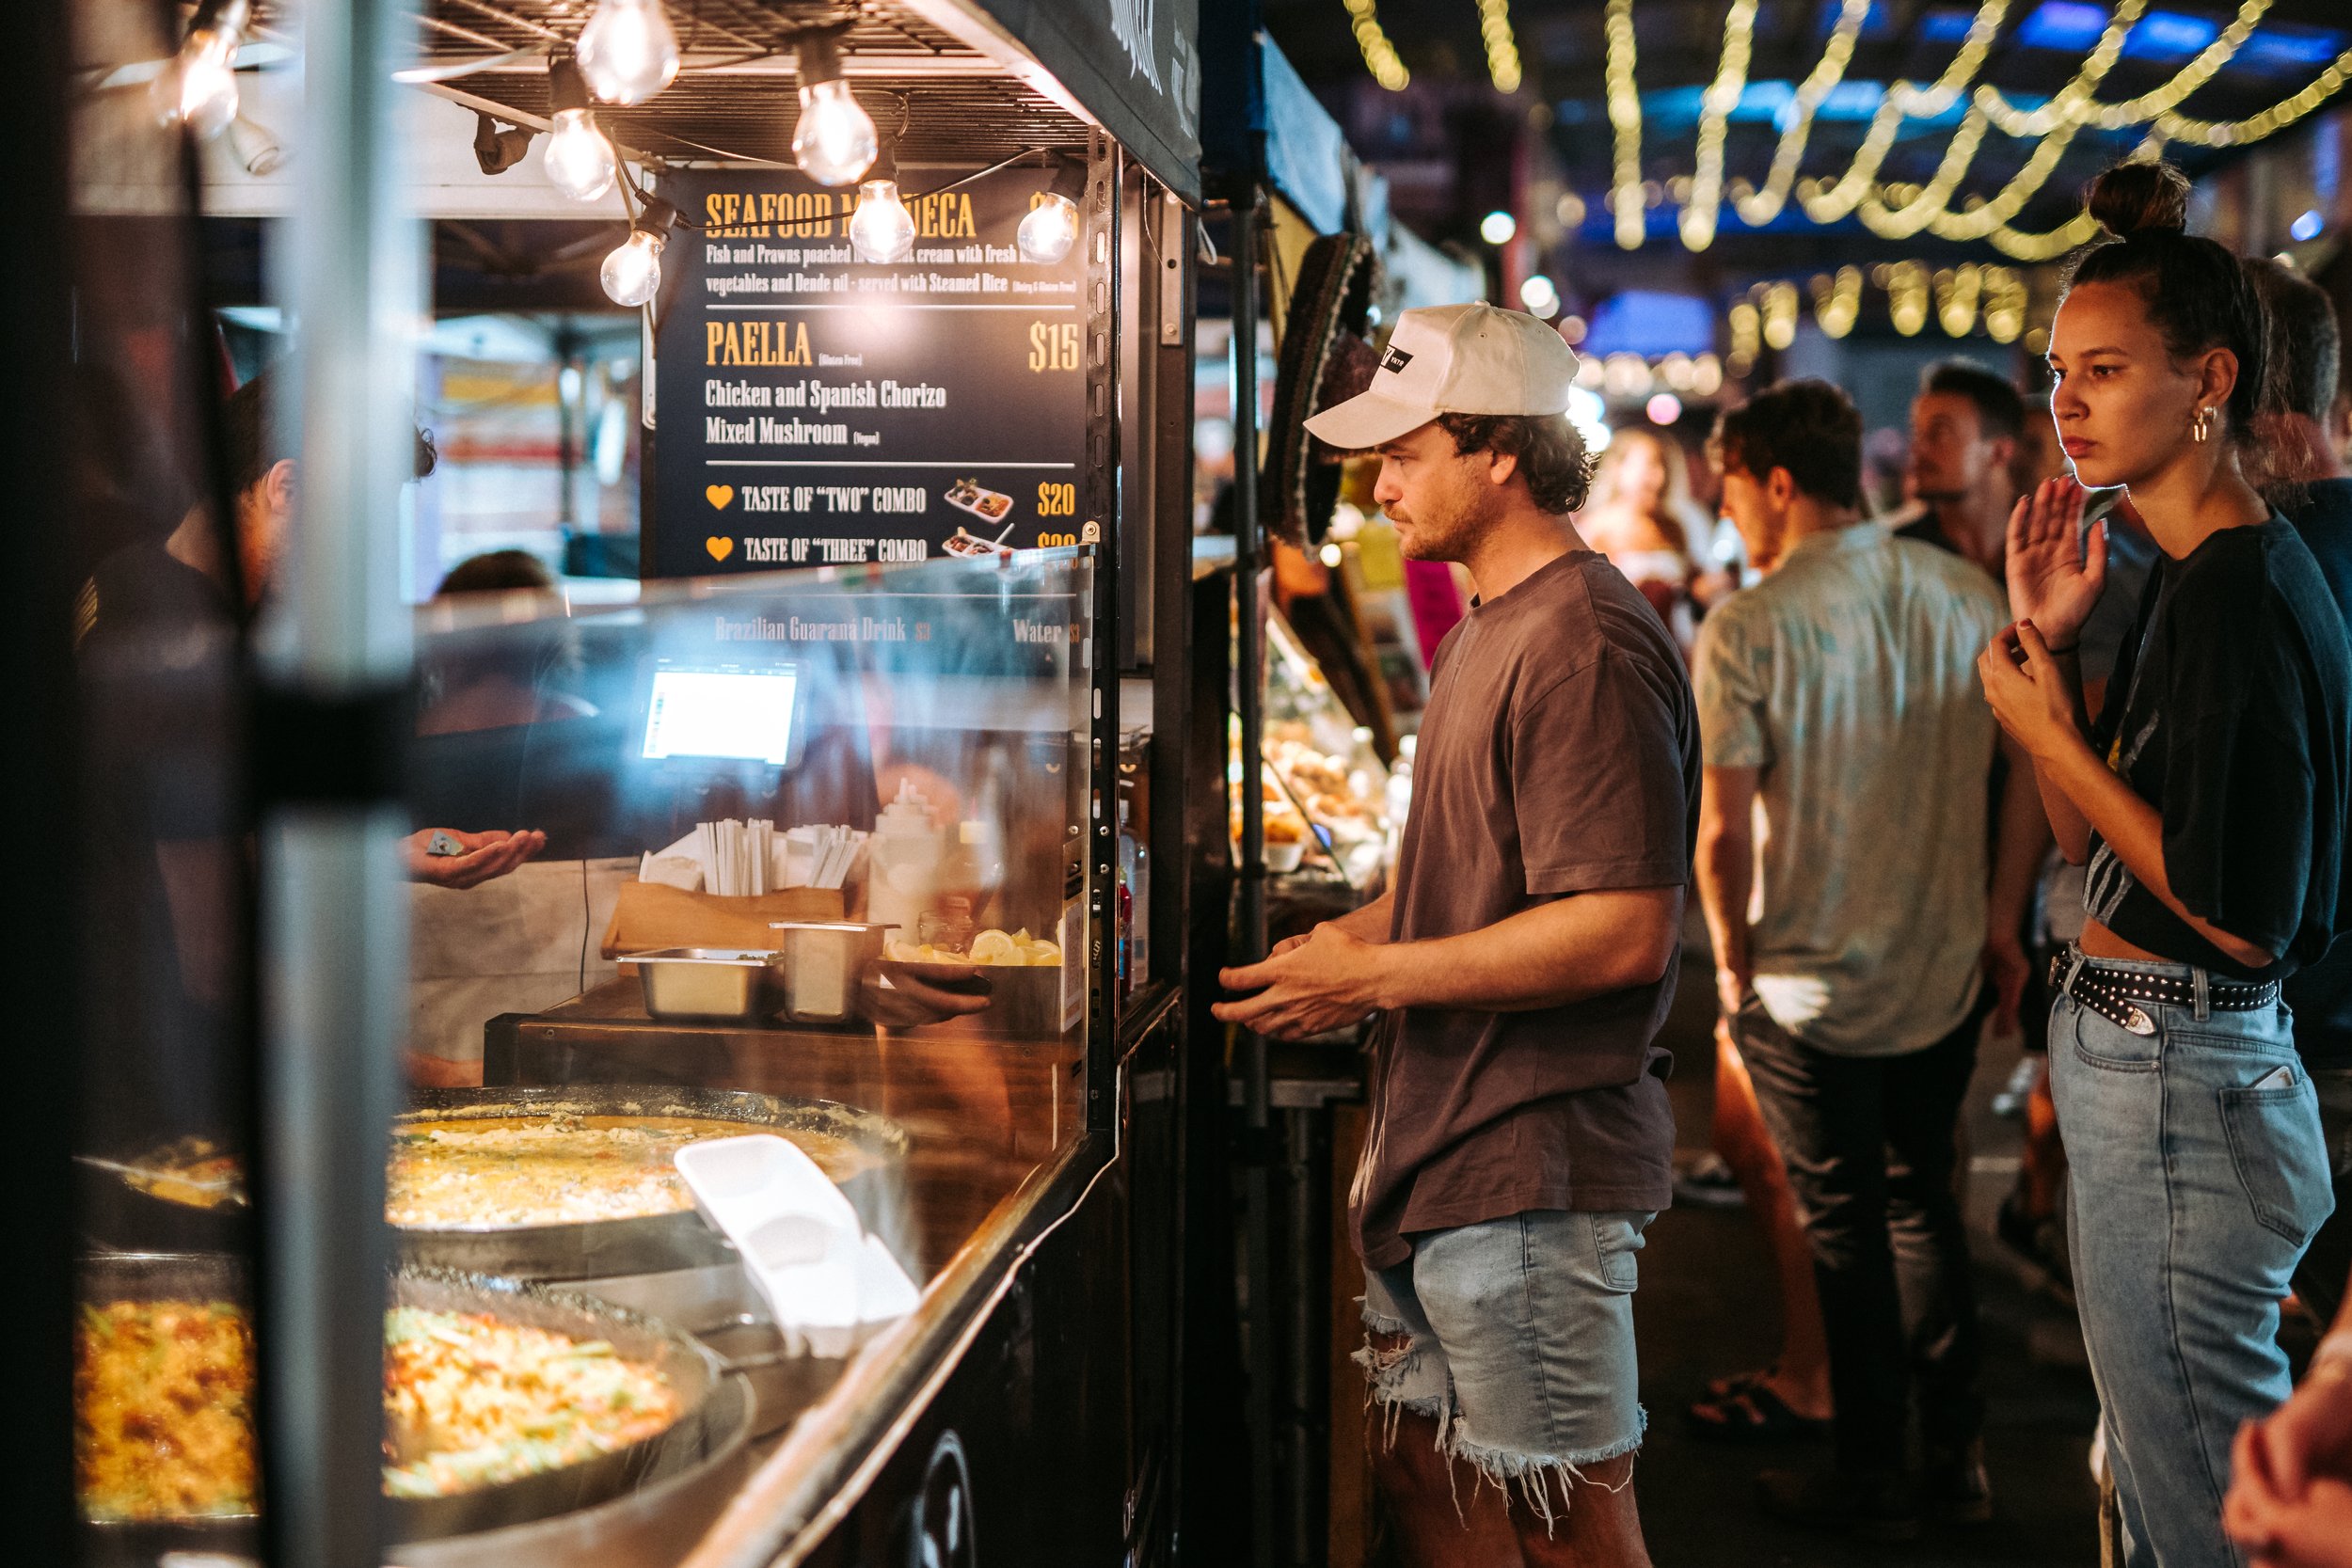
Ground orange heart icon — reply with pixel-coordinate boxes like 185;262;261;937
706;536;735;562
706;484;735;509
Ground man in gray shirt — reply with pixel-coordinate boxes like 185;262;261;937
1693;380;2019;1539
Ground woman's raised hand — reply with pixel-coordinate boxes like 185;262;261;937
2006;477;2106;647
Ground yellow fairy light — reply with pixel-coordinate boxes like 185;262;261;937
1804;0;2010;226
1887;261;1930;336
2159;43;2352;147
1476;0;1522;94
1605;0;1645;250
1936;263;1983;336
1760;280;1800;350
1342;0;1410;91
1983;265;2028;341
1733;0;1872;227
1975;0;2148;136
1679;0;1758;251
1728;300;1761;370
1810;265;1863;339
1692;354;1724;396
1857;106;1992;238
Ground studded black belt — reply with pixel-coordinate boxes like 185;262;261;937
2050;949;2280;1037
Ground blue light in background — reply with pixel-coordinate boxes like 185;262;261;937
1818;80;1888;119
2122;11;2219;59
1582;291;1720;360
1915;8;1979;43
1819;0;1895;39
2241;26;2349;70
2017;2;2112;52
2291;209;2325;243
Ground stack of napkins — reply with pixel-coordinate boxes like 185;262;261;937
639;820;868;895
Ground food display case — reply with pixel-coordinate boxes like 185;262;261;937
37;0;1226;1564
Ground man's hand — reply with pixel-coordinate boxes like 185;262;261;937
1715;966;1751;1020
2250;1354;2352;1503
1978;622;2084;765
2228;1410;2352;1568
1213;924;1385;1041
405;827;546;891
1984;929;2029;1037
2005;476;2106;643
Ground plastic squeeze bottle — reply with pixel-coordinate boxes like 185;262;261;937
866;781;943;940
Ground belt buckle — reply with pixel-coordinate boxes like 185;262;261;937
2120;1002;2157;1036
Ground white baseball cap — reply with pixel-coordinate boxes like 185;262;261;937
1304;301;1581;452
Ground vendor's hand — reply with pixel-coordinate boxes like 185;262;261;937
1214;925;1384;1041
2006;476;2106;642
1977;622;2081;763
1984;929;2029;1037
2228;1416;2352;1568
405;827;546;890
861;966;994;1030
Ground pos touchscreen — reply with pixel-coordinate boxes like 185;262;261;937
640;659;801;768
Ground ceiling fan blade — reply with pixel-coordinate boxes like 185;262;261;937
393;47;541;85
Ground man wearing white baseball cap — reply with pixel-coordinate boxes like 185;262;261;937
1217;302;1699;1564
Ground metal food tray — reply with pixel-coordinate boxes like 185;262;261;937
75;1254;748;1563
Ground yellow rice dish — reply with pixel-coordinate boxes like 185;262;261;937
387;1115;872;1229
75;1301;683;1518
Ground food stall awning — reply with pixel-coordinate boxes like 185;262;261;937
1200;23;1345;233
925;0;1201;202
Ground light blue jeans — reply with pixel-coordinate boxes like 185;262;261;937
1359;1211;1652;1524
2052;954;2335;1568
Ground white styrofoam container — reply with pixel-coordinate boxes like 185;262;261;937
675;1134;920;1354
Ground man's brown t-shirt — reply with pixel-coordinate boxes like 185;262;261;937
1351;549;1698;1270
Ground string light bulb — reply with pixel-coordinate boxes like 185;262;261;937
793;31;878;186
578;0;680;106
153;0;250;140
850;136;916;264
601;198;676;308
543;57;618;202
1017;155;1087;265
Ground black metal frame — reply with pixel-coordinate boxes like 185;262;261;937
0;0;81;1553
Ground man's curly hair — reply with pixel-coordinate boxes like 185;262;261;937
1434;412;1596;515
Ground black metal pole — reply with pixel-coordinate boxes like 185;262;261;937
1230;192;1282;1567
0;0;80;1556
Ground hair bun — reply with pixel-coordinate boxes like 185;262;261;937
2085;160;2190;238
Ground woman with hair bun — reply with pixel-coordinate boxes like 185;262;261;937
1977;158;2352;1566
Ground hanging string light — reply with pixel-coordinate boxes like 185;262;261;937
1605;0;1645;250
1810;266;1864;338
793;29;880;186
1936;264;1984;336
1341;0;1410;91
1759;280;1800;349
849;117;916;264
152;0;251;140
1726;300;1762;376
1983;266;2029;341
1017;154;1088;265
1677;0;1757;251
542;55;619;202
1732;0;1873;228
1800;0;2010;226
1605;0;2352;261
2159;42;2352;146
601;197;677;307
1884;261;1931;336
1475;0;1523;94
578;0;681;106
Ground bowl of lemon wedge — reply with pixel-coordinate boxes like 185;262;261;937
876;927;1066;1037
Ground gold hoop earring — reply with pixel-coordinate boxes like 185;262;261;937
2192;406;2215;444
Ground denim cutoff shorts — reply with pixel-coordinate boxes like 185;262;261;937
1359;1209;1654;1503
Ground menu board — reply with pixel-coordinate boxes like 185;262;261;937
650;166;1089;579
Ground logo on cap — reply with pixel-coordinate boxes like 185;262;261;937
1378;344;1415;374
